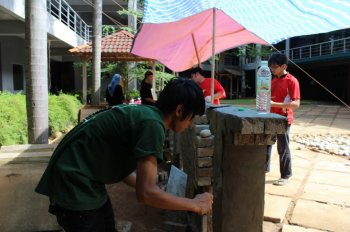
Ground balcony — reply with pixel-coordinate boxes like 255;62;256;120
282;37;350;62
47;0;91;42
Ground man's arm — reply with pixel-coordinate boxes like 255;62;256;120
134;156;213;215
123;172;136;188
271;99;300;110
213;91;225;100
214;79;226;100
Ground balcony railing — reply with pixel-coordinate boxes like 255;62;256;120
282;37;350;60
47;0;92;42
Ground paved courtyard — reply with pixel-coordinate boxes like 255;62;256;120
264;105;350;232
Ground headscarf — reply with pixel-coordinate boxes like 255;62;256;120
108;74;121;96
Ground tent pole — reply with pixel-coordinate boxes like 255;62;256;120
192;33;201;68
210;8;216;104
151;61;157;100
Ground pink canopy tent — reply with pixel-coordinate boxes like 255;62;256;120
132;9;268;72
132;0;350;105
132;8;269;102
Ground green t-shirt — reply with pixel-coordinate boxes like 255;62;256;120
35;104;165;210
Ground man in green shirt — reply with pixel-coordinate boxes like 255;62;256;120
36;78;213;231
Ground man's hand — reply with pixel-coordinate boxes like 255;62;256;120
193;192;213;215
204;96;212;103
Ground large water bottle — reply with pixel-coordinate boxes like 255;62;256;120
256;61;271;113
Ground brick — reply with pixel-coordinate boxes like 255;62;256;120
193;115;202;124
233;134;276;145
196;135;214;148
197;168;213;177
200;114;209;124
194;115;209;125
198;157;212;167
197;147;214;157
197;177;212;186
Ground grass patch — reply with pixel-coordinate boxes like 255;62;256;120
0;92;82;146
221;98;255;105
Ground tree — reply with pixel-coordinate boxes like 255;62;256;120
91;0;102;105
25;0;48;144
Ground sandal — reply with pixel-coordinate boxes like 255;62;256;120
273;178;290;186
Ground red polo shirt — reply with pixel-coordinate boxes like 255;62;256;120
270;73;300;124
200;78;226;105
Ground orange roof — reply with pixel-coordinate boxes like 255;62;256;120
69;30;154;62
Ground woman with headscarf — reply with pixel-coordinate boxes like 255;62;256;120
106;74;125;106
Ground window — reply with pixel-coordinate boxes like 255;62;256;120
13;64;24;91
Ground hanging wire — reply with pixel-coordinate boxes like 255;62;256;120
82;0;126;28
271;45;350;109
110;0;143;24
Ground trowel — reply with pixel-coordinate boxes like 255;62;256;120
166;165;187;197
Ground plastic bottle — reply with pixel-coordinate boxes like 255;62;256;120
256;61;271;113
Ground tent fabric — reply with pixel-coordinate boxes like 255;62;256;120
132;0;350;71
142;0;350;44
133;9;267;71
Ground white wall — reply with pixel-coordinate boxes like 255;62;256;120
0;0;25;19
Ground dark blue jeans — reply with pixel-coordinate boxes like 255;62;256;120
49;198;117;232
266;125;292;179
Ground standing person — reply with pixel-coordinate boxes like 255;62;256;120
140;70;156;105
190;67;226;105
106;73;125;106
266;53;301;186
35;78;213;231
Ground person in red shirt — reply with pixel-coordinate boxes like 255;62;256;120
190;67;226;105
266;53;301;186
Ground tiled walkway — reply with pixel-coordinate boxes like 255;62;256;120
293;105;350;134
263;105;350;232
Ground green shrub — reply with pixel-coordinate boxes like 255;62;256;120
0;92;82;146
0;92;27;145
125;90;140;99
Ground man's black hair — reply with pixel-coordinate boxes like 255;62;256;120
268;53;288;67
144;70;153;79
155;78;205;120
189;67;206;77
